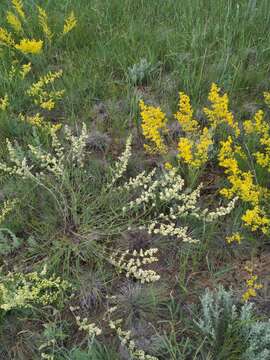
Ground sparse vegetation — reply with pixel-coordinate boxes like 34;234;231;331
1;0;270;359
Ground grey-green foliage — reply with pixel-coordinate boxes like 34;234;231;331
195;286;270;359
0;228;21;255
195;286;238;345
244;321;270;360
128;58;159;85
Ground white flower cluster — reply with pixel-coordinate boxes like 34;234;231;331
122;168;157;191
0;139;33;178
0;124;89;180
110;248;160;283
141;221;198;243
108;312;158;360
0;198;17;224
193;196;238;222
39;338;56;360
110;134;132;187
70;306;102;337
41;353;54;360
28;144;64;177
75;315;102;336
64;123;88;167
123;168;193;211
121;166;238;243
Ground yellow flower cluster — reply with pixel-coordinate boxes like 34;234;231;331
177;137;192;163
0;27;15;46
217;136;270;232
15;38;43;54
19;113;61;133
244;110;270;172
38;6;53;42
139;85;270;235
226;232;242;244
174;91;213;168
204;83;240;136
12;0;26;20
0;268;70;312
140;100;168;154
242;266;263;302
174;92;199;133
0;94;9;111
6;11;22;33
20;62;31;78
6;61;31;81
27;70;65;110
63;11;77;35
178;127;213;168
242;206;270;234
164;162;173;170
0;1;77;56
263;91;270;106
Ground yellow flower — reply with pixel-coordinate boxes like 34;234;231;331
242;267;263;302
164;162;173;170
19;113;62;133
174;91;199;133
40;99;55;110
27;70;64;111
242;206;270;234
28;70;63;97
20;62;31;78
218;137;261;205
243;110;270;172
255;151;270;169
177;137;193;163
218;137;239;174
140;100;168;154
192;127;213;167
63;11;77;34
37;6;53;42
6;11;22;33
204;83;240;136
0;94;9;111
0;27;15;46
0;270;71;311
15;39;43;54
243;119;254;134
226;232;242;244
242;287;256;302
177;127;212;168
51;123;62;132
19;113;44;127
243;110;268;137
263;91;270;107
12;0;26;20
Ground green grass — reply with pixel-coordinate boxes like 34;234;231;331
2;0;270;130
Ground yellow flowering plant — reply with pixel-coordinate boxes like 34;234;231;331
0;0;77;57
0;267;71;314
242;265;263;302
139;83;270;236
0;64;64;138
27;70;65;111
139;91;214;186
139;100;168;154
